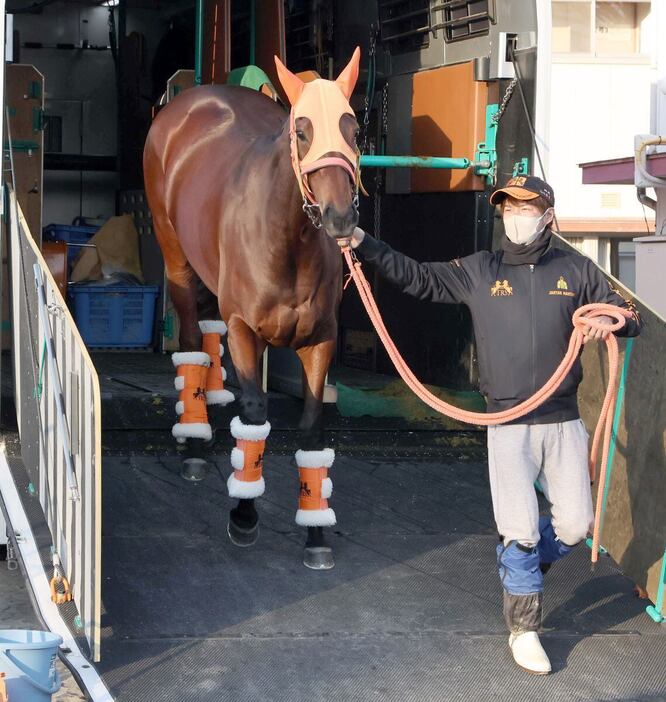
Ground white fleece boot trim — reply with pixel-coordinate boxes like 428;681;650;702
174;376;185;391
172;351;210;368
509;632;551;674
295;448;335;468
228;473;265;499
199;320;228;335
321;477;333;499
295;508;336;527
175;401;184;416
230;416;271;441
230;447;245;471
206;389;235;406
172;422;212;441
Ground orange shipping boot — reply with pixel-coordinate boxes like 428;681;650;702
199;320;235;406
228;416;270;498
172;352;212;443
295;449;336;526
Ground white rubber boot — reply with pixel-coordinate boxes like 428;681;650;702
508;631;551;675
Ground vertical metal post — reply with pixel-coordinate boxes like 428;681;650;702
249;0;256;66
195;0;204;84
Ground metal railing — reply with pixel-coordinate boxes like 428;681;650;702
8;188;102;661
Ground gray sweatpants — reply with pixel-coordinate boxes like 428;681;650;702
487;419;594;547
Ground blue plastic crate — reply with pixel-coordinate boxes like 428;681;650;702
43;223;99;267
69;284;160;348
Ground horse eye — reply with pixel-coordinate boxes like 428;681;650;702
296;130;306;141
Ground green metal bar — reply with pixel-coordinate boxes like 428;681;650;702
646;548;666;623
360;155;471;170
3;140;39;152
195;0;204;85
249;0;256;66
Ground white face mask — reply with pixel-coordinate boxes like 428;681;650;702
503;208;553;245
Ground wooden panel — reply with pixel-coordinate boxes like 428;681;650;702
557;237;666;609
202;0;231;84
410;62;487;193
41;241;67;299
5;64;44;242
255;0;287;104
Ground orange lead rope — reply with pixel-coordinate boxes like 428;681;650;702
342;247;632;564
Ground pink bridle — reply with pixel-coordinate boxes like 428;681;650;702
288;107;360;211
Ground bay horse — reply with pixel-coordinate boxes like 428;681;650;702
143;50;362;569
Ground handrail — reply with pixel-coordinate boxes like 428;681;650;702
6;187;103;662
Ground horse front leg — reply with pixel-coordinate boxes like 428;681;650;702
296;339;337;570
225;318;268;547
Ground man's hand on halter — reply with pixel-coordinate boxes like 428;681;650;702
581;315;614;343
337;227;366;249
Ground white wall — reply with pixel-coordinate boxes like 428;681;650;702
549;61;655;221
16;2;118;227
545;1;664;226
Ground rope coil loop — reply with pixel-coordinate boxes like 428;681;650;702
341;247;631;564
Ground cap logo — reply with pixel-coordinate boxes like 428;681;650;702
507;176;527;187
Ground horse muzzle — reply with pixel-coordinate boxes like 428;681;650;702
321;204;359;240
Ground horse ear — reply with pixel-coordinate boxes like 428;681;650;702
335;47;361;99
274;55;305;106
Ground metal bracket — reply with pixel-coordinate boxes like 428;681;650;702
474;104;499;185
33;107;44;132
512;158;529;177
29;80;42;99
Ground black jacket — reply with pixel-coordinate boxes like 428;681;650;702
356;234;641;424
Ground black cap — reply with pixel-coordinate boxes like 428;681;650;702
490;175;555;207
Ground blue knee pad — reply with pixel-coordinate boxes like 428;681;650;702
496;541;543;595
538;515;574;565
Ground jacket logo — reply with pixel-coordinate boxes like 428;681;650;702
491;279;513;297
548;275;575;297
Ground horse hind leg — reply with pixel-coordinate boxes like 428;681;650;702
225;318;268;547
295;340;337;570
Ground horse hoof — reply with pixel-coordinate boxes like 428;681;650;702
303;546;335;570
181;458;206;482
227;519;259;547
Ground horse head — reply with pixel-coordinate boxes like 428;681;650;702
275;48;362;240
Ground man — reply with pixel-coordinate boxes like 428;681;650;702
345;176;641;674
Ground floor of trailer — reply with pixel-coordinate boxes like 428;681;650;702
88;353;666;702
3;353;665;701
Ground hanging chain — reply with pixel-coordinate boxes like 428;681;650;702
361;24;377;155
373;171;382;241
492;77;518;125
373;84;389;241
